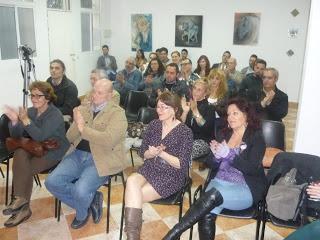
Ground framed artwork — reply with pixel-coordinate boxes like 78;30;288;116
233;13;261;45
131;14;152;52
175;15;203;48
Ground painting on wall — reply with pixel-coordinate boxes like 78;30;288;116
131;14;152;52
175;15;203;48
233;13;261;45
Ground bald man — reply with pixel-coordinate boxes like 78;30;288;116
45;79;128;229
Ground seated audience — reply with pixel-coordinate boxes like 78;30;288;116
239;58;267;102
256;68;288;121
47;59;79;116
181;79;215;161
171;50;181;66
2;81;69;227
163;97;267;240
139;58;165;96
124;92;193;240
207;69;229;144
159;47;170;67
113;57;143;106
284;183;320;240
181;48;188;61
241;54;257;76
82;69;120;106
225;57;244;89
96;44;117;74
178;58;200;87
135;48;147;70
148;63;190;107
45;79;127;229
194;55;211;78
211;50;231;70
140;51;158;73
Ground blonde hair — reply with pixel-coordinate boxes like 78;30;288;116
193;78;210;96
207;69;228;100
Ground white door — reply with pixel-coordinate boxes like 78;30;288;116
47;10;76;82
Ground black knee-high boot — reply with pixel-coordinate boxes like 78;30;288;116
198;213;217;240
162;187;223;240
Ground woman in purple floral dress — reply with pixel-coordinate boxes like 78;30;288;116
124;92;193;240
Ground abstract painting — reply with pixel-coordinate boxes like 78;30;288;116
131;14;152;52
175;15;203;48
233;13;261;45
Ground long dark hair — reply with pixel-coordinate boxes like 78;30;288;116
143;58;165;77
221;97;260;135
194;55;211;76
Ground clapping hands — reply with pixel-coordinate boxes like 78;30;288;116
210;140;230;159
307;182;320;200
148;144;166;158
73;107;85;132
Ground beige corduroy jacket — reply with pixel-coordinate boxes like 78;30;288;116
66;102;128;176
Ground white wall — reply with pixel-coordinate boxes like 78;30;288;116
0;0;110;108
109;0;310;102
294;0;320;156
0;0;50;108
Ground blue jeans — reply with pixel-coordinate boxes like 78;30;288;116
206;178;253;214
45;149;108;220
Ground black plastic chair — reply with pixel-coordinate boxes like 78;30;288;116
119;175;193;240
194;164;263;240
0;114;14;205
124;91;149;122
55;171;126;234
261;120;285;150
260;152;320;240
129;107;158;167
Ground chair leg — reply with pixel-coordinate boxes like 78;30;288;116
130;148;135;167
57;200;61;222
0;167;4;178
188;186;193;240
5;158;10;205
106;179;111;233
119;179;126;240
260;204;267;240
36;174;42;187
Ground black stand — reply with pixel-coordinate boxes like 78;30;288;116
19;46;36;108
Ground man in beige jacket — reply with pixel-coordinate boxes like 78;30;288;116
45;79;128;229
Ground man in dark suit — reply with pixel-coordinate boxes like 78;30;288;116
96;45;117;74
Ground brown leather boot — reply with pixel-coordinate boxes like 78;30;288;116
125;207;142;240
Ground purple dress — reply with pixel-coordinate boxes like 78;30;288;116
138;119;193;198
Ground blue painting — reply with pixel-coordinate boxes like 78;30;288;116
233;13;261;45
131;14;152;52
175;15;203;48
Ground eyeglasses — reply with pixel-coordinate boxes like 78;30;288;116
29;94;45;99
156;105;171;111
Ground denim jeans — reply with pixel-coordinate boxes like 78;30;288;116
45;149;108;220
206;178;253;214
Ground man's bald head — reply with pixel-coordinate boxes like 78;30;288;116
92;79;113;105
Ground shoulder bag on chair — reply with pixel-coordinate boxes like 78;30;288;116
266;168;308;221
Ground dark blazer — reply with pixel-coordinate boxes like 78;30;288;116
185;99;215;143
211;128;267;204
239;73;263;102
256;86;288;121
47;76;79;116
9;104;70;161
96;54;117;72
148;79;190;107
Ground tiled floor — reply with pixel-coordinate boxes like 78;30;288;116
0;105;297;240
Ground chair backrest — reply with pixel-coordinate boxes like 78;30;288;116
267;152;320;185
0;114;10;143
261;119;285;150
124;90;149;117
137;107;158;124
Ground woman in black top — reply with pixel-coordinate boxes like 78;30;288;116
181;79;215;160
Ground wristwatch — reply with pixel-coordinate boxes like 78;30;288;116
194;113;201;118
